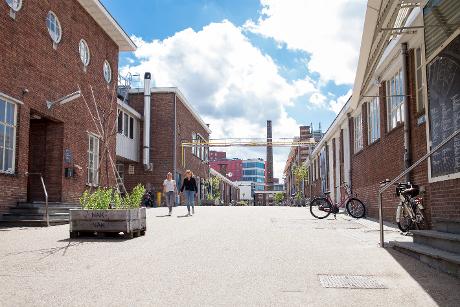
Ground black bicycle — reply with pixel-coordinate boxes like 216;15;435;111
309;183;366;219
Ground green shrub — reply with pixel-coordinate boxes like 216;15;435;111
80;184;145;210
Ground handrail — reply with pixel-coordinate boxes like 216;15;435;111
25;172;49;227
377;128;460;247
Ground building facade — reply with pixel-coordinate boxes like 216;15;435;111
209;150;226;162
0;0;135;214
306;0;460;224
209;158;243;181
242;158;265;189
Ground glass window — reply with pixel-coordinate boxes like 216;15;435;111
116;163;124;182
386;69;404;130
0;99;16;173
117;110;123;134
6;0;22;11
192;132;197;155
123;113;129;137
367;97;380;144
415;47;425;113
103;60;112;83
79;39;90;67
354;112;363;152
46;11;62;44
87;134;99;186
129;117;134;139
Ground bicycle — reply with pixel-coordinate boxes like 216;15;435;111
309;183;366;219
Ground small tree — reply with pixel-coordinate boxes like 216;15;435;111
274;192;284;204
206;176;221;201
293;164;308;199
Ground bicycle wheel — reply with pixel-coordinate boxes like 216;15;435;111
310;197;332;219
345;198;366;218
397;206;414;232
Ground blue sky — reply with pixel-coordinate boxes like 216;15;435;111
101;0;366;177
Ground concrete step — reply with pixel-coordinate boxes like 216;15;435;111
391;241;460;278
412;230;460;254
433;219;460;235
16;202;80;209
0;213;69;221
9;208;75;215
0;219;68;227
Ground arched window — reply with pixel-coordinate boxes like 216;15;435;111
46;11;62;44
103;60;112;83
5;0;22;11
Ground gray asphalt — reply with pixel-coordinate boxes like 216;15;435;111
1;206;459;307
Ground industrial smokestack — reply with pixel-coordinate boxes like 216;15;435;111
143;72;151;170
266;120;274;191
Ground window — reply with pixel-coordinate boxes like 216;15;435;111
103;60;112;83
117;110;134;139
87;134;100;186
367;97;380;144
415;47;425;113
123;113;128;137
79;39;90;67
192;132;197;155
116;163;124;182
386;69;404;130
0;98;17;173
46;11;62;44
6;0;22;11
129;117;134;139
117;111;123;134
354;112;363;152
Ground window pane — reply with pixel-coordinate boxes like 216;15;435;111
0;146;3;170
6;102;14;125
418;88;424;110
5;126;14;148
5;149;13;171
0;100;5;122
89;137;94;151
129;117;134;139
0;123;4;146
416;48;421;68
117;111;123;133
123;114;128;137
416;69;422;89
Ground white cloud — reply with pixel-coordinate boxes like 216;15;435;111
309;92;327;107
122;21;315;179
245;0;366;85
329;89;352;114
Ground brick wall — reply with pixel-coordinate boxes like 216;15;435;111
0;0;119;212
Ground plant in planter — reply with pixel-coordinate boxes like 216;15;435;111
70;184;147;239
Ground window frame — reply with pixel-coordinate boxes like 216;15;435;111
0;98;17;174
117;109;134;140
386;69;404;131
87;133;100;186
103;60;112;83
46;11;62;45
415;46;425;114
6;0;22;11
367;97;380;144
354;112;363;153
79;39;91;68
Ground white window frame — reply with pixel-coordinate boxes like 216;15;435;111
87;133;100;186
192;132;197;156
386;69;404;130
0;98;17;174
415;46;425;114
103;60;112;83
6;0;22;11
116;163;124;182
354;112;363;152
46;11;62;45
79;39;91;68
117;109;134;140
367;97;380;144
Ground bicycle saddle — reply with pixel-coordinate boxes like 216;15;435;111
324;191;331;195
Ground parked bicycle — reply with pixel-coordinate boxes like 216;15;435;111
309;183;366;219
380;179;425;232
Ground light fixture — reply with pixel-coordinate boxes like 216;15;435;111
46;90;81;109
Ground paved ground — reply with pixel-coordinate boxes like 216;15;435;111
1;206;459;307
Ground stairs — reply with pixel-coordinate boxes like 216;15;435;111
0;202;81;227
391;219;460;278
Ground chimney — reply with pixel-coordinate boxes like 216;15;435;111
266;120;274;191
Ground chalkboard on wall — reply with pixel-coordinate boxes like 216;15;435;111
428;35;460;178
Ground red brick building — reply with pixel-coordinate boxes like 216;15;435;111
0;0;135;214
307;1;460;224
120;87;212;203
209;150;226;161
209;158;243;181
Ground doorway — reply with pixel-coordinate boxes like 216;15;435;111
27;115;64;202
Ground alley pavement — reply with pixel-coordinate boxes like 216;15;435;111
1;206;459;307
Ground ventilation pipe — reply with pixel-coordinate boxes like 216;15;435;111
143;72;151;171
401;43;411;182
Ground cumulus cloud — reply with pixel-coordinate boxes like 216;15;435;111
122;21;315;179
329;89;352;114
245;0;366;85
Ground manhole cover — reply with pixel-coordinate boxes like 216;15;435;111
318;275;386;289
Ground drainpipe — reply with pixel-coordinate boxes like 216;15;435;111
173;93;177;185
143;73;151;170
401;43;411;182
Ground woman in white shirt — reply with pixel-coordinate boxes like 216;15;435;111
163;172;177;216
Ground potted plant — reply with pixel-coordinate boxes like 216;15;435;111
69;184;146;239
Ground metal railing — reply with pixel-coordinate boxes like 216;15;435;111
25;172;49;227
377;128;460;247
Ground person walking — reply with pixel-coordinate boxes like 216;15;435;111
163;172;176;216
180;170;198;216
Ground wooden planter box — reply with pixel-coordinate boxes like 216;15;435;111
69;208;146;239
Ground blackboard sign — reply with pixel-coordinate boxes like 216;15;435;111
428;35;460;178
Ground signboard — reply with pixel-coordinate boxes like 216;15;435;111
428;35;460;178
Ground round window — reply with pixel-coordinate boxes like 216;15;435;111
103;60;112;83
46;11;62;44
5;0;22;11
79;39;90;67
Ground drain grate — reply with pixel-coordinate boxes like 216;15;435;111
318;275;386;289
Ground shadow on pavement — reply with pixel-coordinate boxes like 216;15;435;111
156;215;172;218
177;215;191;218
385;247;460;306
